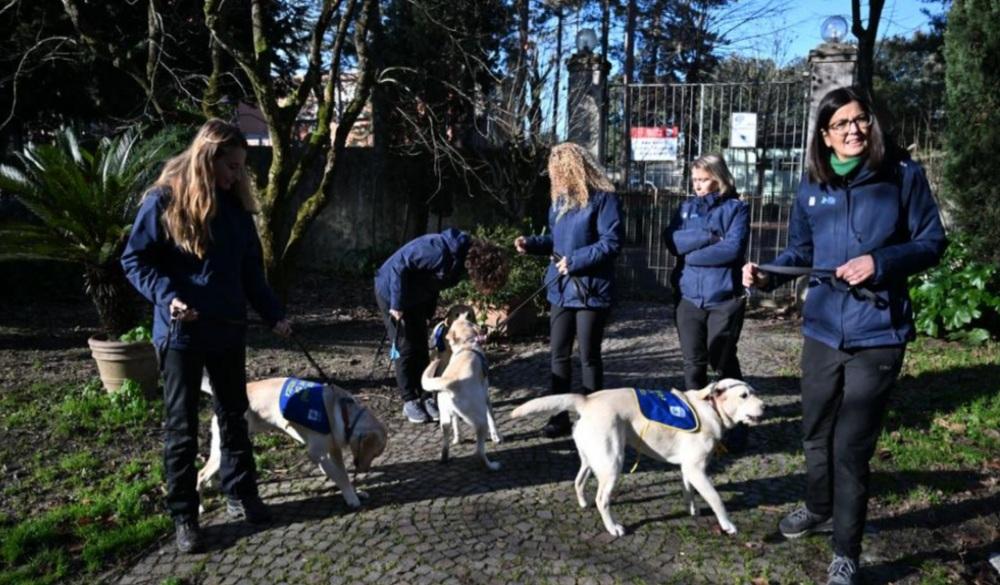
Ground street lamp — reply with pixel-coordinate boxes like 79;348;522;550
576;28;598;53
820;15;849;43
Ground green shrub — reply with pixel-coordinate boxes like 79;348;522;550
910;235;1000;344
440;224;548;311
118;324;152;344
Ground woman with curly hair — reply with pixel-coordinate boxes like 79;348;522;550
375;230;508;423
514;142;623;438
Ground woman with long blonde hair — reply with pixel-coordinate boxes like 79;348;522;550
122;119;291;554
514;142;622;437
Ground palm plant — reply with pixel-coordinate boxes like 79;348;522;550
0;127;181;337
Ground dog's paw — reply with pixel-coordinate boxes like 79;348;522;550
490;433;503;444
344;495;363;509
451;436;461;445
606;523;626;538
356;490;370;500
486;460;502;471
720;521;738;535
688;503;699;517
577;497;590;509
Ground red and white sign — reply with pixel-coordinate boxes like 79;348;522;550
630;126;680;161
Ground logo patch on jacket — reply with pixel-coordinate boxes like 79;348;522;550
808;196;837;206
634;388;700;432
279;378;331;434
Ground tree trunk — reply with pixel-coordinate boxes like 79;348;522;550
852;0;885;97
84;262;142;337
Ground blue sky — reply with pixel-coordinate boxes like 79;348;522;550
724;0;939;62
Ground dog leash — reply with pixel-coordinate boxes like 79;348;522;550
756;264;888;309
490;260;563;336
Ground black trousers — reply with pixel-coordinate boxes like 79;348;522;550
376;293;435;403
161;346;258;522
550;305;609;395
674;296;745;390
800;337;905;558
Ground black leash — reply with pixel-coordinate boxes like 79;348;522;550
757;264;888;309
157;315;332;383
490;258;563;335
368;315;402;380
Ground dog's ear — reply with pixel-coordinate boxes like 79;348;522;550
693;381;720;401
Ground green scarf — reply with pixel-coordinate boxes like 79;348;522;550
830;154;862;177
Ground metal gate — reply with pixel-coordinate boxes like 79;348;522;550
605;81;810;302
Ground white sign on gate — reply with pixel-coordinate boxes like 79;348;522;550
730;113;757;148
631;126;679;161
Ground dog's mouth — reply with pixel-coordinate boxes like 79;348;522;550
743;414;763;425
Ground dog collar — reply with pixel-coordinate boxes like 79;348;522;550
339;398;367;442
453;347;489;373
709;394;733;429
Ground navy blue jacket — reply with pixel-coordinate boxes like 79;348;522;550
767;157;946;349
121;188;285;352
374;228;470;311
523;191;623;309
665;192;750;308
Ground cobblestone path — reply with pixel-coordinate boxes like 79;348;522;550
114;302;842;584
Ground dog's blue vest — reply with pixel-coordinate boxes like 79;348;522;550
634;388;700;432
279;378;331;434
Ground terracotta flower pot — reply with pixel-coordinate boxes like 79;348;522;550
87;334;160;400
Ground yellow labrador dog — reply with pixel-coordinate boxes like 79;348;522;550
199;377;388;509
511;379;764;537
421;313;502;471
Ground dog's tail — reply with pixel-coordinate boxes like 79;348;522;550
420;361;457;393
511;394;586;418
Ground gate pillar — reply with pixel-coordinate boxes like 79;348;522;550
807;42;858;147
567;51;609;160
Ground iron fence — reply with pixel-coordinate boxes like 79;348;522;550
605;81;810;302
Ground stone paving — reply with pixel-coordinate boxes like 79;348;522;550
113;302;836;585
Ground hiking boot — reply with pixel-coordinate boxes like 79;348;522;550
175;518;203;554
826;555;859;585
403;399;430;423
423;397;440;421
542;411;572;439
226;495;272;525
779;506;833;538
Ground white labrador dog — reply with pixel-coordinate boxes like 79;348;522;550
511;379;764;537
421;313;503;471
199;377;388;508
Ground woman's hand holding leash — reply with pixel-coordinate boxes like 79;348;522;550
389;309;403;322
741;262;769;289
835;255;875;287
513;236;528;255
169;297;199;322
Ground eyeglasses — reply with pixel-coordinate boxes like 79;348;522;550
827;114;871;135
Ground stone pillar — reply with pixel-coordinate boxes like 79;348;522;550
566;51;609;160
807;42;858;147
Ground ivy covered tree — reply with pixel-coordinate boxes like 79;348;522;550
943;0;1000;263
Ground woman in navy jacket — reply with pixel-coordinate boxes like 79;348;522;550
374;229;507;423
744;87;946;585
665;153;749;392
515;142;623;438
122;120;291;554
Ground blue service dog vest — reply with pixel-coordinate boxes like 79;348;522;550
279;378;331;434
633;388;700;432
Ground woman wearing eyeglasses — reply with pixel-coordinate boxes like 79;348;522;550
743;87;946;585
